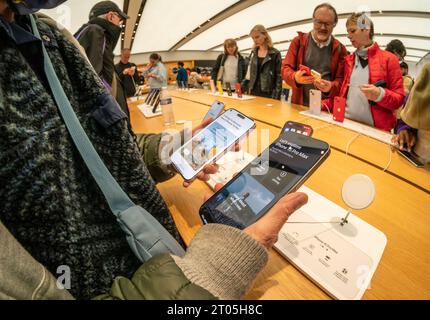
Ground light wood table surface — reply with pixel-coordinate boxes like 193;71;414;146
128;98;430;300
168;89;430;194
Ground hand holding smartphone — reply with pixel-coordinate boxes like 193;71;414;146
199;132;330;229
171;109;255;181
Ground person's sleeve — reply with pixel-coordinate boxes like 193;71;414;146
329;44;348;98
77;26;105;76
0;221;74;300
377;55;406;111
135;127;192;183
211;55;222;81
172;224;268;300
282;37;301;90
272;52;283;100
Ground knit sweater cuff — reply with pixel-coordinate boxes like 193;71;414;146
172;224;268;300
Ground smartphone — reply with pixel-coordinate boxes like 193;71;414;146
397;149;424;168
171;109;256;181
309;89;322;115
226;82;233;96
203;100;225;122
235;83;243;98
199;132;330;229
145;88;156;104
148;89;160;106
299;64;312;76
282;121;313;136
333;96;346;122
311;69;322;81
217;81;224;95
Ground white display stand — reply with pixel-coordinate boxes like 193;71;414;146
275;186;387;300
208;92;256;101
175;88;200;92
137;104;162;118
299;110;393;145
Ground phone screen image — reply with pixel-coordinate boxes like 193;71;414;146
200;132;330;229
171;109;255;180
203;101;225;122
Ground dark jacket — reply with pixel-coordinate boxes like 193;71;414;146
211;53;247;83
75;18;129;119
242;47;282;100
176;67;188;82
282;32;348;106
115;61;139;98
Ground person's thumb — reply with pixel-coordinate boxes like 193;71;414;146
261;192;308;228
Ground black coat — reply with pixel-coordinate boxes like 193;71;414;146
211;53;247;84
242;47;282;100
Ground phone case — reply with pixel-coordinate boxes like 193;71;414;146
309;89;322;115
226;82;232;96
235;83;243;98
216;81;224;95
333;97;346;122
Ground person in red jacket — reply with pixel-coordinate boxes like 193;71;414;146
323;13;405;132
282;3;348;106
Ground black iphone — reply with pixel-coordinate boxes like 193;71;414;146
199;132;330;229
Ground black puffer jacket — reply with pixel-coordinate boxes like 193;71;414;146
242;47;282;100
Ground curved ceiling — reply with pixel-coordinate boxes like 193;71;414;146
41;0;430;63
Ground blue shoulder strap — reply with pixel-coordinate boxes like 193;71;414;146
29;15;185;260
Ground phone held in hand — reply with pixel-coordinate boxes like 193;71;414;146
199;132;330;229
309;89;322;115
333;96;346;122
282;121;313;137
171;109;256;181
299;64;312;76
397;149;424;168
203;100;225;122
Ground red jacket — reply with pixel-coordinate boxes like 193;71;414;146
282;32;348;105
324;43;405;132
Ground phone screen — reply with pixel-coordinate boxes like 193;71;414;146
203;101;225;122
200;132;330;229
171;109;255;180
282;121;313;136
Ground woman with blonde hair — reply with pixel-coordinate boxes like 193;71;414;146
242;24;282;100
211;38;247;89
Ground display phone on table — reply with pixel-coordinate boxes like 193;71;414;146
333;96;346;122
199;131;330;229
282;121;313;136
397;149;424;168
203;100;225;122
235;83;243;98
209;80;216;93
225;82;233;96
217;81;224;95
171;109;256;181
309;89;322;115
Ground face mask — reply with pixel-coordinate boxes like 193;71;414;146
8;0;67;15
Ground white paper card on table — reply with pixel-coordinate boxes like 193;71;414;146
299;110;393;145
208;92;256;101
176;88;199;92
206;151;255;190
137;104;162;118
275;186;387;300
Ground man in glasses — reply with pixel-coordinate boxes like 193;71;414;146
75;1;131;120
282;3;348;107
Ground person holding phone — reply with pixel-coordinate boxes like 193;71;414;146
142;53;167;90
211;38;247;90
0;0;309;301
115;48;139;98
323;13;405;132
242;25;282;100
282;3;348;107
394;63;430;166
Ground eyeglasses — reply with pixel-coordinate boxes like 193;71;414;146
313;19;336;28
